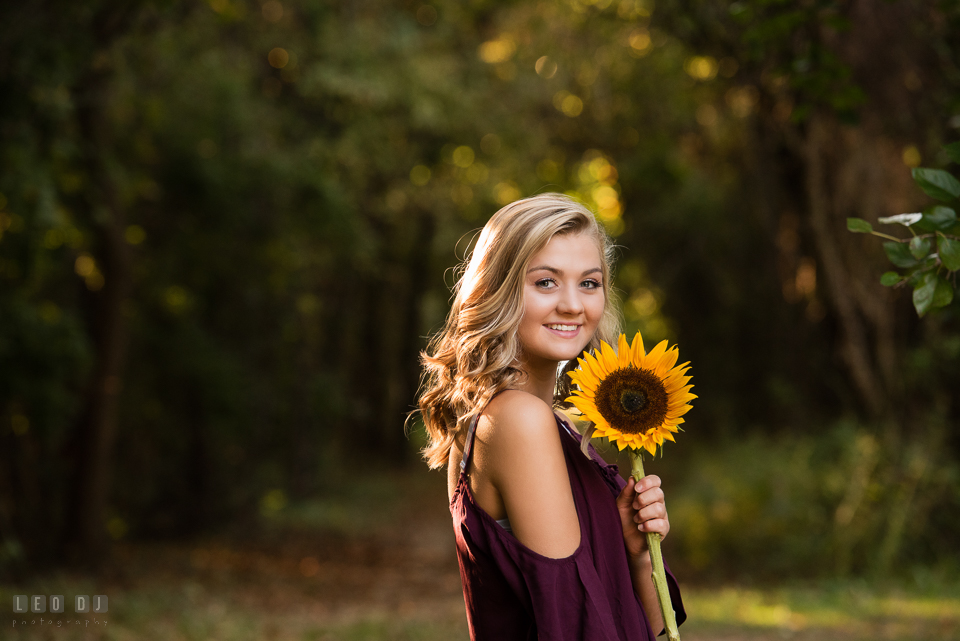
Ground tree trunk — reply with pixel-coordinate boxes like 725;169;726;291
63;73;131;566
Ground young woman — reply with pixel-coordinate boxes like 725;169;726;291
418;194;685;640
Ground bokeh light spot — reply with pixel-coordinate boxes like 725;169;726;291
125;225;146;245
107;517;128;540
452;146;475;168
535;56;558;78
685;56;718;81
165;285;190;312
75;254;95;278
561;94;584;117
479;37;516;64
902;145;921;167
39;301;62;324
268;47;289;69
260;489;288;516
410;165;431;186
629;29;651;55
494;181;521;205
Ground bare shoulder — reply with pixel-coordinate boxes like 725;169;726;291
478;390;560;449
476;390;581;558
475;389;567;490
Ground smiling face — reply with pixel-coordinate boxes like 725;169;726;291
517;232;606;374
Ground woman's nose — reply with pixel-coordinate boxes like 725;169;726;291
556;285;584;314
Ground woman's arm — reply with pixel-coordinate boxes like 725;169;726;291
616;475;670;635
471;390;582;558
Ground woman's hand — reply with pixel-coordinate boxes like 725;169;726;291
616;474;670;559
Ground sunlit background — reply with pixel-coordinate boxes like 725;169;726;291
2;0;959;639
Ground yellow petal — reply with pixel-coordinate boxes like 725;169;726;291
616;334;628;366
651;347;678;377
644;339;669;368
671;404;694;417
629;331;646;364
668;394;696;407
580;353;603;386
599;340;619;373
568;396;595;414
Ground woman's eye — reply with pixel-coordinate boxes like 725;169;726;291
581;279;601;289
535;278;557;289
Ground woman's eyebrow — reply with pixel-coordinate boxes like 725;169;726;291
526;265;603;276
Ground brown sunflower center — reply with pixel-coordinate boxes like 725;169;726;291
594;367;668;435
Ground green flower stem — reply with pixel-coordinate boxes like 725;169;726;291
632;452;680;641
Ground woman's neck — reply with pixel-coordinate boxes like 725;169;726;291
517;358;559;406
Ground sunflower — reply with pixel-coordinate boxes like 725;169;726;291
566;332;695;455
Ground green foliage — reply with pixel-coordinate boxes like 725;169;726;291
852;145;960;316
915;205;957;233
846;217;872;233
663;423;960;581
880;271;902;286
939;235;960;271
882;241;918;269
946;141;960;164
912;167;960;202
1;0;731;566
1;0;958;583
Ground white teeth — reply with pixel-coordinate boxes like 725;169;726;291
546;324;578;331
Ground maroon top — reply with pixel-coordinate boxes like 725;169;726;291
451;411;686;640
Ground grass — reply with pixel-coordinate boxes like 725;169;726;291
5;575;959;640
3;463;959;640
681;581;960;640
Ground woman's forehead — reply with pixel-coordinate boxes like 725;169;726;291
528;232;603;269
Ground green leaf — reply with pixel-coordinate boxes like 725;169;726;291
846;217;873;233
912;167;960;201
909;236;931;260
938;235;960;271
914;205;958;233
913;271;937;317
880;271;902;286
945;141;960;164
932;276;954;308
883;241;918;268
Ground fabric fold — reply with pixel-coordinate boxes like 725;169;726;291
451;413;686;640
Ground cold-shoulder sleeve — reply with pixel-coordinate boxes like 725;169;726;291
450;415;686;641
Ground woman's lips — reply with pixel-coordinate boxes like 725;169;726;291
544;323;581;338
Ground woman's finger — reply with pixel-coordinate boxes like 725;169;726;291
633;474;661;495
633;487;664;510
637;517;670;538
634;502;667;523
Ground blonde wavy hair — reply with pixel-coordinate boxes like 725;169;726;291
417;193;621;469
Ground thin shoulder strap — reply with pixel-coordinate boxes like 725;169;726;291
459;389;508;474
460;412;482;473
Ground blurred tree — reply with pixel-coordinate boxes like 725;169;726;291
1;0;957;577
653;0;960;420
